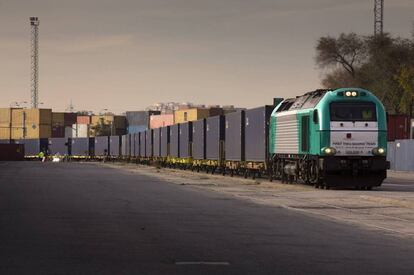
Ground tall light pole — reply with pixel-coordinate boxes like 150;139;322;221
374;0;384;36
30;17;39;109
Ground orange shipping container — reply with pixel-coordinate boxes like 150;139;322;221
150;114;174;129
174;108;210;124
0;108;15;126
77;115;91;124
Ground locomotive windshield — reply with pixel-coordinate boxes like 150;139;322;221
330;102;377;121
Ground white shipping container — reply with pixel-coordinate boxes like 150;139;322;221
72;124;89;138
65;126;73;138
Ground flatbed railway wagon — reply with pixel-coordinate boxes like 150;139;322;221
269;88;388;189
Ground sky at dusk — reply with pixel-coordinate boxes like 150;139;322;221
0;0;413;113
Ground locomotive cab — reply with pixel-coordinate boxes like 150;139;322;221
319;89;389;188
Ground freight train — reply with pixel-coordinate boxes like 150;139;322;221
2;88;389;189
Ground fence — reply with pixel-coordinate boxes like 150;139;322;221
387;140;414;171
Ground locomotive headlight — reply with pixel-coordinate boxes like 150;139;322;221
372;147;386;156
351;91;358;97
322;147;337;155
345;91;352;97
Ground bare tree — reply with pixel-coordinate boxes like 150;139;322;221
316;33;366;78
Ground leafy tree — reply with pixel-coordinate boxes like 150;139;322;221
316;33;366;78
92;117;112;136
315;31;414;115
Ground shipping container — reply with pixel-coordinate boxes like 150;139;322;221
209;107;224;117
71;137;94;156
11;124;51;140
153;128;161;157
411;119;414;139
244;106;274;162
150;114;174;129
126;110;161;127
121;134;132;157
72;124;89;138
48;138;70;155
0;108;13;126
91;115;126;130
179;122;193;158
16;108;52;124
51;125;65;138
192;119;206;160
139;131;146;157
0;144;24;161
132;133;139;157
128;125;147;134
169;124;180;157
95;136;109;156
77;115;91;124
64;113;77;127
14;138;49;156
206;115;225;160
160;126;170;157
145;129;153;157
387;114;411;141
65;126;73;138
225;111;245;161
52;112;65;125
0;127;11;140
174;108;210;124
109;136;121;157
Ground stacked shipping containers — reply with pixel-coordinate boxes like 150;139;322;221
126;111;160;134
174;108;210;124
90;115;126;136
0;108;12;140
14;109;51;139
387;114;411;141
150;114;174;129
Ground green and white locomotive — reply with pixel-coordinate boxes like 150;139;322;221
269;88;388;189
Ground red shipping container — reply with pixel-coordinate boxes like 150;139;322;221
387;114;411;141
150;114;174;129
52;125;65;138
64;113;77;127
77;115;91;124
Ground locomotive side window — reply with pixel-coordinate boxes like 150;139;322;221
330;102;377;121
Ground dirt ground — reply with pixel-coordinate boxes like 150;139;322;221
101;163;414;239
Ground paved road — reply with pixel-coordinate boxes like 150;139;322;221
0;162;413;274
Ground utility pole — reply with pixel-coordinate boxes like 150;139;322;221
30;17;40;109
374;0;384;36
